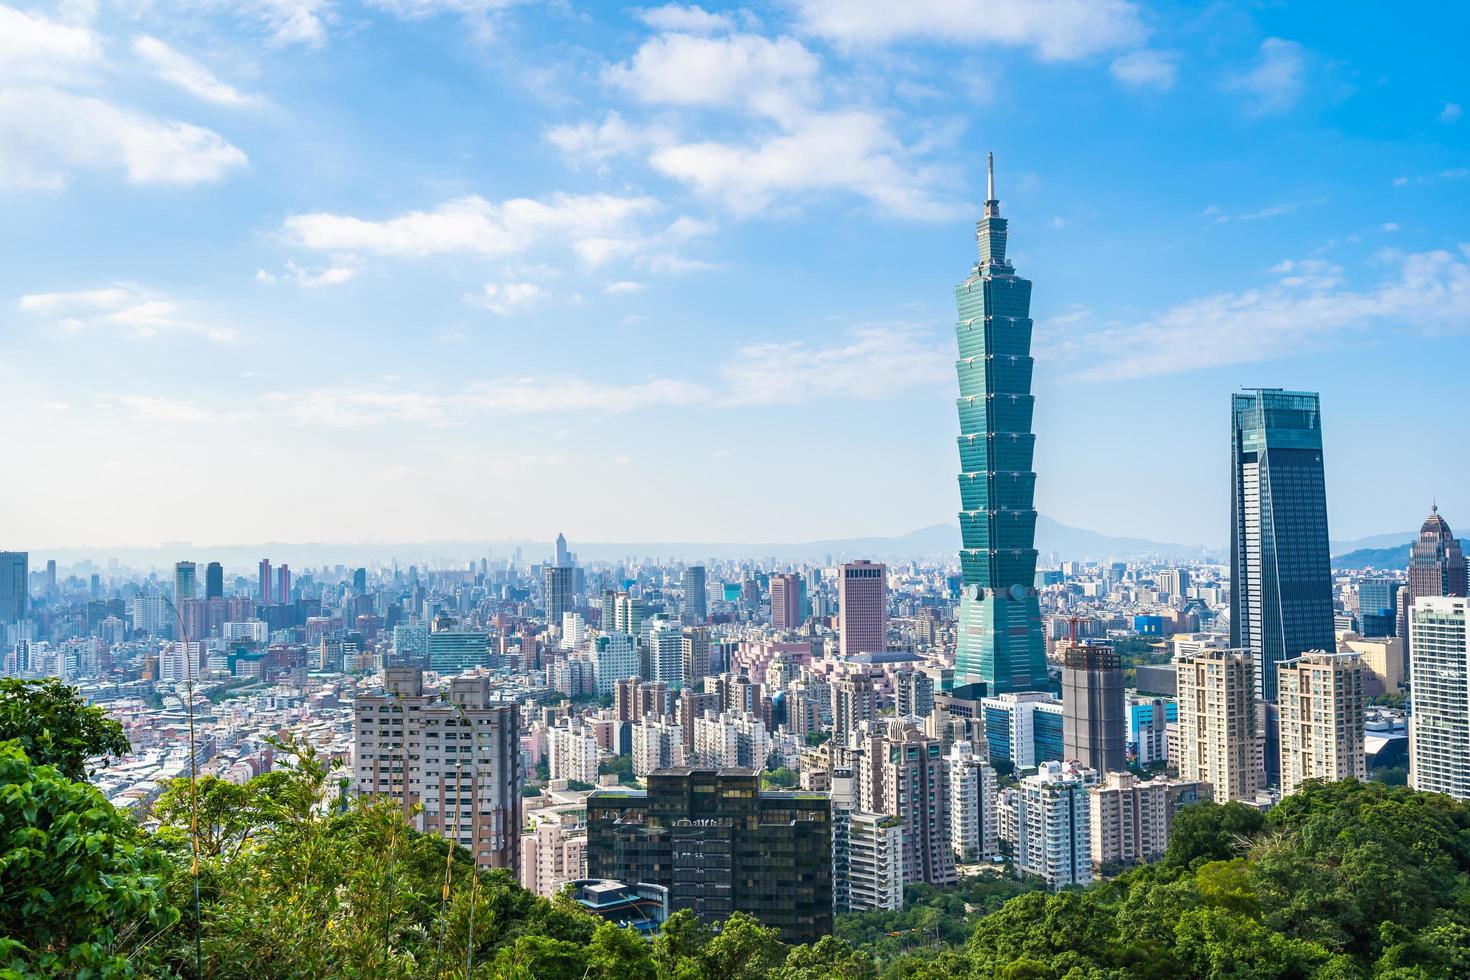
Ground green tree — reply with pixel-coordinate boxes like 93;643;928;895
1162;800;1266;870
0;740;178;976
0;677;130;780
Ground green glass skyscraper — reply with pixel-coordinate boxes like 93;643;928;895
953;155;1048;694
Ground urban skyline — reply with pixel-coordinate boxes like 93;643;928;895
3;2;1469;550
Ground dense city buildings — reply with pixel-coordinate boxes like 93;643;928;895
837;560;887;658
1409;596;1470;800
1175;649;1265;803
1277;652;1367;796
1060;643;1125;774
952;157;1047;695
1229;389;1335;702
585;769;832;943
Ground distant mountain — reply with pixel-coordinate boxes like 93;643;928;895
1334;544;1411;570
35;516;1217;571
1331;531;1416;555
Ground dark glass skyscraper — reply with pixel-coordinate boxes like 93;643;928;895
1229;389;1335;701
0;551;27;624
953;155;1047;694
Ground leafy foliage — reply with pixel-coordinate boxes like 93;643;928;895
0;677;131;780
0;740;177;977
6;679;1470;980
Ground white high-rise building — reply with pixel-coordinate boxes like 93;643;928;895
834;810;904;912
630;717;685;777
561;612;586;651
1002;760;1095;889
1410;597;1470;800
947;740;998;862
647;616;685;689
693;710;769;769
593;632;638;695
1277;651;1367;796
548;722;601;784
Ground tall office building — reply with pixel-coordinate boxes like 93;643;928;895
647;616;685;689
173;561;197;609
586;769;832;943
1401;506;1468;663
45;560;56;597
680;565;707;624
1175;649;1264;803
1229;389;1335;701
952;156;1047;694
1060;643;1125;773
352;668;521;868
770;573;803;630
258;558;272;603
275;564;291;605
1277;651;1367;796
838;560;887;658
0;552;27;624
1357;578;1400;638
553;532;570;568
1409;596;1470;800
547;564;574;628
1409;506;1467;603
352;567;368;596
204;561;224;600
857;719;956;887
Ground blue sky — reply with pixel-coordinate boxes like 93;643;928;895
2;0;1466;550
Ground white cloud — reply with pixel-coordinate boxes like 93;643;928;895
1383;222;1401;232
605;31;820;122
1110;50;1177;91
604;281;645;294
789;0;1146;60
471;281;542;316
133;35;260;107
0;88;246;189
258;261;355;286
719;324;949;405
282;192;661;259
1049;245;1470;381
0;4;98;82
651;109;956;219
18;284;236;341
1224;37;1306;115
201;0;332;47
1441;102;1463;123
545;111;673;169
636;4;733;34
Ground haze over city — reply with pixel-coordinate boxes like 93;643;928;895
4;1;1468;550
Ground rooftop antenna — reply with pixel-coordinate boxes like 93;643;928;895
986;151;995;202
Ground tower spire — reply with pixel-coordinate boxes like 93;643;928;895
987;151;995;203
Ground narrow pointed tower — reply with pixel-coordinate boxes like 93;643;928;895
953;154;1048;693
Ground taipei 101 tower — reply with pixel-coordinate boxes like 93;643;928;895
953;154;1048;694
